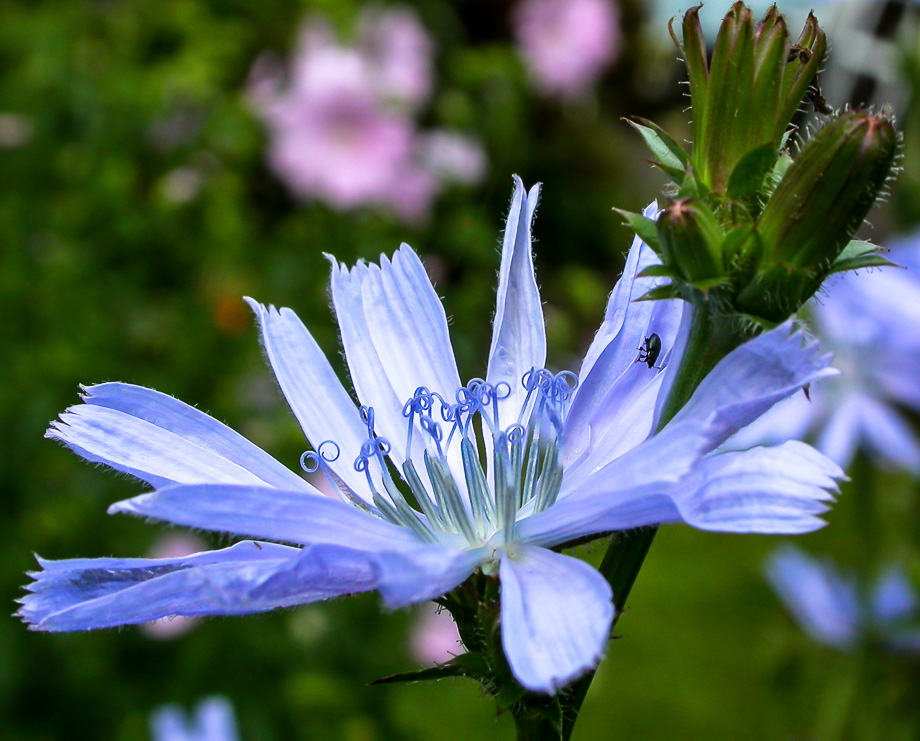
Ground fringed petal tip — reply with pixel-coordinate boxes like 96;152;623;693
676;441;845;535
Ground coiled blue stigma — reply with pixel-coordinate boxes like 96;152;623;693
301;369;578;547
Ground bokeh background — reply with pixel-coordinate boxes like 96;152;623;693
4;0;920;738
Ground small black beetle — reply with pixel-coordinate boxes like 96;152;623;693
636;333;662;369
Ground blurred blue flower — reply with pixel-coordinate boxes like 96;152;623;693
151;697;239;741
20;179;842;694
766;544;920;652
732;235;920;474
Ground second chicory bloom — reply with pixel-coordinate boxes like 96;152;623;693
151;697;239;741
21;179;842;694
732;237;920;475
766;545;920;653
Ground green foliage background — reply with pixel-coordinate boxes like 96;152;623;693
2;1;919;738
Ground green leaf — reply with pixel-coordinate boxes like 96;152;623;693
635;284;681;302
829;240;900;274
726;143;777;199
626;117;690;178
613;209;660;251
690;276;728;293
371;663;468;685
637;264;677;278
650;160;687;182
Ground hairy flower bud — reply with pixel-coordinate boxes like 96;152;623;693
758;110;898;269
656;199;724;286
671;3;825;194
734;110;898;322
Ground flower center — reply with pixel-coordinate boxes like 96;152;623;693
301;369;578;547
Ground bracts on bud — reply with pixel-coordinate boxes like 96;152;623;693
737;110;899;321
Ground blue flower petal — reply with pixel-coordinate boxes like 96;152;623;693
854;395;920;475
329;246;466;493
47;402;286;491
72;383;308;489
151;698;239;741
565;204;685;470
671;319;837;447
362;245;462;411
109;484;420;550
675;441;841;534
328;257;419;472
574;201;662;382
487;176;546;430
499;546;613;694
20;541;378;631
814;395;861;469
246;299;378;499
373;544;486;608
764;544;861;650
871;567;919;625
518;420;707;546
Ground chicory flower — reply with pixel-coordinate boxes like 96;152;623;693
151;697;239;741
766;544;920;652
731;238;920;474
20;178;842;694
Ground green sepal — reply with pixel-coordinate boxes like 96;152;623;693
371;662;469;685
758;110;899;270
699;2;756;192
726;143;778;199
689;276;729;294
671;5;709;160
767;151;793;192
636;284;682;302
626;117;690;179
614;208;661;251
721;223;757;265
656;198;725;283
637;264;679;279
829;240;899;274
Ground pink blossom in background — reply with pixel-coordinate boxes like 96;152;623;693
252;7;482;221
512;0;622;99
358;6;433;109
257;19;419;211
418;130;488;186
410;602;465;665
140;534;208;640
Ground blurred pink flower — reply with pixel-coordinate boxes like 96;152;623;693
140;534;208;640
253;9;485;222
513;0;622;99
418;130;488;186
358;7;433;109
410;602;465;665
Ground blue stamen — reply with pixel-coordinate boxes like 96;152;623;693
300;441;375;514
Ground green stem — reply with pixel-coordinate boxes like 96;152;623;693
560;306;751;740
849;453;877;581
513;713;563;740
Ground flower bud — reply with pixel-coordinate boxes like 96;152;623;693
656;199;724;285
672;3;825;194
757;110;898;269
